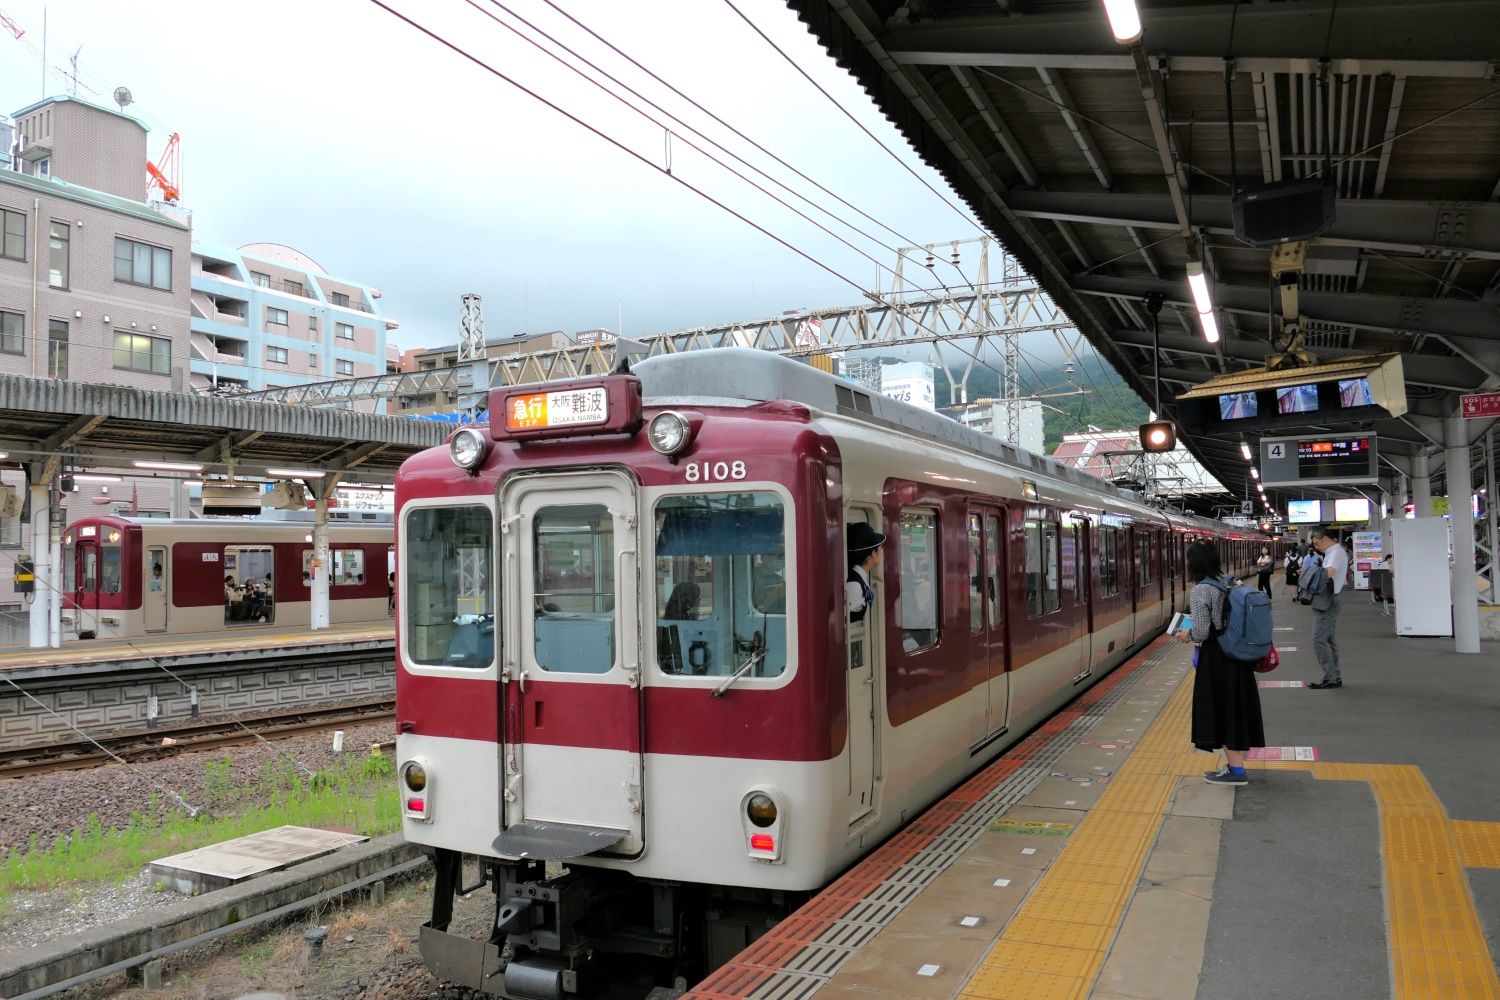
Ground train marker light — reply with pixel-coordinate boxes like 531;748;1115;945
742;788;784;862
1139;420;1176;454
401;760;432;822
402;761;428;792
450;427;490;470
406;798;425;814
746;793;777;828
749;833;775;852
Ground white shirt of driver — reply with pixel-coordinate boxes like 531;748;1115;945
1320;543;1348;595
846;564;872;616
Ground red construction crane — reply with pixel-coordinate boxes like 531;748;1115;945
0;9;23;40
146;132;180;205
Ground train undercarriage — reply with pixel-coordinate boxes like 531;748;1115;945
418;847;798;999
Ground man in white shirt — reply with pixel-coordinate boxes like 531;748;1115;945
1308;527;1348;689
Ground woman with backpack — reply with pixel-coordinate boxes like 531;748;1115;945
1255;546;1274;599
1176;539;1265;786
1282;548;1301;598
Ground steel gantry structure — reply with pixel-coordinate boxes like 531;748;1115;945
231;248;1074;410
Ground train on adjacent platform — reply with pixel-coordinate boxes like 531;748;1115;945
393;349;1281;998
59;514;394;640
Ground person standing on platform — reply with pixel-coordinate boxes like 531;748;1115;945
1255;546;1274;600
845;522;885;623
1282;548;1301;598
1177;540;1265;786
1308;527;1348;689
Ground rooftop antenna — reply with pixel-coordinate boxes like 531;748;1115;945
113;86;132;113
66;45;80;96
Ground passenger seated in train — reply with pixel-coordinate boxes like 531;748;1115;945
224;575;245;621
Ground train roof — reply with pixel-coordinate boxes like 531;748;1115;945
66;514;393;530
634;349;1249;535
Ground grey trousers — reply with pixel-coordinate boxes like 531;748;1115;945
1313;591;1343;682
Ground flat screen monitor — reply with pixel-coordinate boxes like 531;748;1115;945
1287;499;1321;524
1338;377;1374;408
1218;392;1258;420
1276;384;1319;414
1333;498;1371;522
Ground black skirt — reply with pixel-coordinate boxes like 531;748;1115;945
1191;638;1266;753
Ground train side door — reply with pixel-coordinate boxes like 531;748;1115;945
144;545;168;632
975;507;1009;740
845;505;879;825
497;471;644;860
74;537;98;638
1069;520;1091;684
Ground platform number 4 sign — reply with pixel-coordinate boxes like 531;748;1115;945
1267;443;1286;460
1241;501;1253;514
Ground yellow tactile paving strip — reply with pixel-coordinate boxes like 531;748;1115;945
958;666;1193;1000
961;662;1500;1000
0;621;393;670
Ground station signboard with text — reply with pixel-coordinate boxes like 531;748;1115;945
1261;433;1379;487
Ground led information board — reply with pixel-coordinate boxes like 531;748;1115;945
1261;433;1379;487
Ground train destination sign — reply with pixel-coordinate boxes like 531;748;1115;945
505;387;609;431
1261;433;1379;487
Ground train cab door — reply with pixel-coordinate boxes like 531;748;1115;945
496;471;644;861
974;507;1009;741
144;545;168;632
845;505;880;825
73;536;99;638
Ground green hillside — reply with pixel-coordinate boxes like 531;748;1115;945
863;353;1149;452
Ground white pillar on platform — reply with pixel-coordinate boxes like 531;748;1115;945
1412;452;1434;518
1447;415;1480;654
26;473;49;650
311;492;331;631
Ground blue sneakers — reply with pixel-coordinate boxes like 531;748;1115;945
1203;766;1249;786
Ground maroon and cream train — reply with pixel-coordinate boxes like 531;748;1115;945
59;515;394;640
394;349;1277;997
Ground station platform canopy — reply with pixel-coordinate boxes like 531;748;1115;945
785;0;1500;501
0;374;446;480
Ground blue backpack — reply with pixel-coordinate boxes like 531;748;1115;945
1204;576;1273;663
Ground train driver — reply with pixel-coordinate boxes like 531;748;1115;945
846;522;886;624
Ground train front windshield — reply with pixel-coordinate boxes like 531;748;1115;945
653;492;788;679
404;505;494;668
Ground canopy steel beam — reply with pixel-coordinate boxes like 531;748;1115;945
880;0;1500;78
1073;273;1500;346
1007;190;1500;261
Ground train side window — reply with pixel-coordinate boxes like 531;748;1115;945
1024;518;1061;616
405;505;493;668
967;514;983;634
224;545;275;624
1137;533;1153;586
1098;526;1117;597
63;540;76;591
332;549;365;586
534;504;615;674
654;492;788;678
897;508;940;653
1060;525;1078;601
1042;522;1060;614
101;541;121;594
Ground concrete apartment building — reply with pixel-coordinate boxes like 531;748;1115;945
190;242;395;396
0;95;403;641
392;331;572;415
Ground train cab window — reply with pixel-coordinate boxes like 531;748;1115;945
100;541;121;594
654;492;788;679
968;514;983;633
898;508;940;652
534;504;616;674
1098;526;1118;597
224;545;275;624
405;505;493;668
1024;518;1061;616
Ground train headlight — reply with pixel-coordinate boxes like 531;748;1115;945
740;788;784;863
401;759;432;822
450;428;490;470
647;411;692;456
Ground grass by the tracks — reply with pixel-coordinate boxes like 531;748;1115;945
0;752;399;892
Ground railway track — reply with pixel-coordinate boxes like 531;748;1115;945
0;699;396;778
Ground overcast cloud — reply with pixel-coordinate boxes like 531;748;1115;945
0;0;991;350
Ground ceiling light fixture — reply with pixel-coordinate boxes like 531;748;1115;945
1185;260;1220;344
1101;0;1143;44
266;468;325;479
1240;441;1253;460
134;460;204;472
71;473;123;484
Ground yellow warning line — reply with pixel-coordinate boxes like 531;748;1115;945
958;664;1193;1000
960;660;1500;1000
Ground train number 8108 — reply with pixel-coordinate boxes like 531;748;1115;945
684;460;747;483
